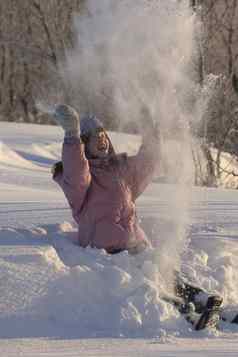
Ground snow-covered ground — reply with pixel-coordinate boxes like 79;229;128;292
1;122;238;356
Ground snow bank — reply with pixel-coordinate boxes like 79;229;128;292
3;220;238;339
0;141;39;170
3;220;238;340
0;223;191;338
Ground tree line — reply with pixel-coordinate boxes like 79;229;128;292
0;0;82;124
190;0;238;186
1;0;238;186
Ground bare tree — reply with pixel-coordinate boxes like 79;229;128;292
0;0;83;123
202;0;238;76
190;0;238;186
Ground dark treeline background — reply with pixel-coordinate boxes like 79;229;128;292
0;0;83;124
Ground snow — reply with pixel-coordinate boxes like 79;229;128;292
1;122;238;356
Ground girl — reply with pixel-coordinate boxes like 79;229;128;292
52;104;160;255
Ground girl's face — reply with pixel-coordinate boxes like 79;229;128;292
87;130;110;158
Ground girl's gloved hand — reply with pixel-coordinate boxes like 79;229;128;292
53;104;80;137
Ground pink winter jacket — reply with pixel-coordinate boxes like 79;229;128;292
54;134;159;253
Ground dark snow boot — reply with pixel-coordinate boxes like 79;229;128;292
173;272;223;330
193;295;223;330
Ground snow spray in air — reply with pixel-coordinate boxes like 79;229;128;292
63;0;198;284
36;102;56;116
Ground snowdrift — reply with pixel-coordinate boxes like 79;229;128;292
2;220;238;339
0;223;201;338
0;141;39;170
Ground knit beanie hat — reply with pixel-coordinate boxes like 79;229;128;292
80;114;104;137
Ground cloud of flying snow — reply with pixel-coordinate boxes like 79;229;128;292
63;0;199;284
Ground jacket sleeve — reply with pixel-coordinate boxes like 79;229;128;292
55;137;91;215
125;135;160;201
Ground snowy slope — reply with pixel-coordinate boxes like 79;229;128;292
1;122;238;356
